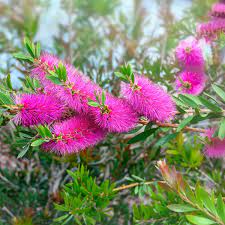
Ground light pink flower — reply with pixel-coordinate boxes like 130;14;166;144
197;20;225;42
175;37;205;70
91;94;138;133
42;116;107;155
176;70;207;95
13;94;64;126
121;75;176;122
211;2;225;18
204;128;225;158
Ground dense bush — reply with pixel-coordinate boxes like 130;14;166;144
0;0;224;224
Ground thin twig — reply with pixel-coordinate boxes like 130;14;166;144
113;181;164;192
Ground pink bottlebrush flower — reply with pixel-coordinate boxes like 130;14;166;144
32;53;89;86
175;37;205;70
121;75;176;122
204;128;225;158
13;94;64;126
42;116;107;155
32;53;101;114
197;20;225;42
211;3;225;18
91;94;138;133
176;70;207;95
32;53;59;83
56;76;100;114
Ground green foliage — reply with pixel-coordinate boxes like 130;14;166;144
13;37;41;63
54;166;115;225
166;133;204;168
0;1;224;224
115;63;135;84
47;62;68;85
157;161;225;225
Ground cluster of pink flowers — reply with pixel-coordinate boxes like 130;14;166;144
12;53;175;155
175;37;207;95
204;128;225;158
197;1;225;41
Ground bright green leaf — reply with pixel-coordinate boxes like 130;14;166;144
6;74;13;90
212;84;225;103
35;42;41;58
186;215;216;225
0;92;13;105
218;118;225;140
167;204;197;213
177;116;194;132
31;139;46;147
128;128;158;144
198;96;222;113
88;101;100;107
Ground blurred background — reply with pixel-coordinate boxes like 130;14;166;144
0;0;217;225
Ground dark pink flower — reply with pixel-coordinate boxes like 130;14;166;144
176;70;207;95
56;75;100;114
175;37;205;70
32;53;101;114
42;116;107;155
91;94;138;133
204;128;225;158
13;94;64;126
121;75;175;122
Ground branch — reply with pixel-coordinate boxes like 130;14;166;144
139;119;206;133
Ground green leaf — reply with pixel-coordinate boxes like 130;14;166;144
212;84;225;103
218;118;225;140
127;128;158;144
186;215;216;225
102;91;106;105
35;42;41;58
54;214;69;222
17;145;29;158
131;72;135;83
183;94;201;105
198;96;222;113
33;79;40;88
114;72;128;81
167;204;197;213
6;74;13;90
155;132;178;147
61;66;67;82
216;194;225;223
173;96;188;108
133;204;141;219
43;126;52;138
131;174;145;182
24;37;35;58
88;101;100;107
177;116;194;132
127;126;143;134
179;94;198;108
0;92;13;105
13;52;34;63
31;139;46;147
197;187;217;215
46;75;62;85
36;125;52;138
